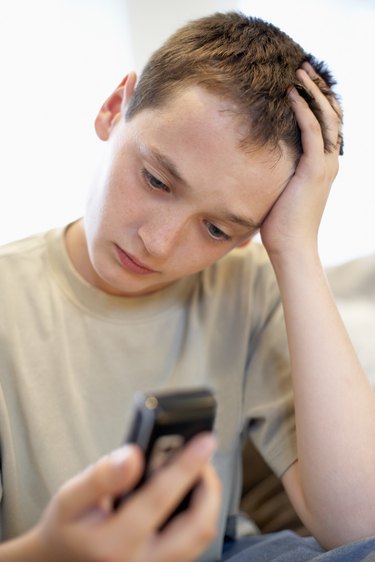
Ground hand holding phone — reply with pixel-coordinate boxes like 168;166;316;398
25;425;220;562
114;387;217;522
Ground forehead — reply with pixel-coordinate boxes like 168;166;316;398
125;86;294;224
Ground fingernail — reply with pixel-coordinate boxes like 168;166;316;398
109;446;132;467
302;61;315;73
296;68;308;81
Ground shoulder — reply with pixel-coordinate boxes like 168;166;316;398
193;241;281;329
200;241;278;300
205;241;273;279
0;228;67;342
0;228;61;299
0;231;49;263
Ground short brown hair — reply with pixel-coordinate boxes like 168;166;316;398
126;12;342;159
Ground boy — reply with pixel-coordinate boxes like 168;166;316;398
1;11;375;562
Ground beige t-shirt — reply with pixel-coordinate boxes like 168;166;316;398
0;225;296;561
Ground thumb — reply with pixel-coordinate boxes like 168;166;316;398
55;445;144;521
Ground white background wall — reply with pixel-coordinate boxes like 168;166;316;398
0;0;373;265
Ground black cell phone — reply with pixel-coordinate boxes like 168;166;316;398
113;387;217;521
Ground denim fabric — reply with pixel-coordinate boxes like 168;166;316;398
220;531;375;562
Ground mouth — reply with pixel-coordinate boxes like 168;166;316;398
115;245;158;275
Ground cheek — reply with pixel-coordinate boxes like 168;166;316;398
89;167;137;226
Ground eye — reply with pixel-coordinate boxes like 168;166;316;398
142;168;169;192
205;221;231;242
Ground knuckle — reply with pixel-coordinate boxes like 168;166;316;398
308;119;322;136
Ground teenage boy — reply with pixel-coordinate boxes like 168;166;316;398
1;11;375;562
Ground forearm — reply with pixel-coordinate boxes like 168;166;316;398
273;247;375;547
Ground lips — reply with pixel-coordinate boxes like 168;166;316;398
115;245;157;275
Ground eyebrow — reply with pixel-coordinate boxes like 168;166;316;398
222;212;261;231
139;143;188;187
139;142;262;232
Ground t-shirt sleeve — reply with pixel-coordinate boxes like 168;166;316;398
243;262;297;478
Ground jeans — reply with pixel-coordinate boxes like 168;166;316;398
220;531;375;562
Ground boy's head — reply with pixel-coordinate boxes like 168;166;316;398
77;11;341;298
126;11;341;162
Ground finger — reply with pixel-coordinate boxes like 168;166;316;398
297;66;343;155
297;68;339;124
302;61;342;119
288;86;324;166
55;445;144;521
151;464;222;562
112;433;217;539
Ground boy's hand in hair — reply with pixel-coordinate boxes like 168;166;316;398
260;62;342;264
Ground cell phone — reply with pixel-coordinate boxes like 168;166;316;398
113;387;217;521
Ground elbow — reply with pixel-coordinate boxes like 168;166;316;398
282;462;375;550
316;525;375;551
302;506;375;550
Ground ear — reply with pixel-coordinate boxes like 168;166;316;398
94;72;137;141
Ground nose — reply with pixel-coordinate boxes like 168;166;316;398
137;211;187;258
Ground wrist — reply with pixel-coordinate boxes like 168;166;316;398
266;240;320;272
267;243;326;296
